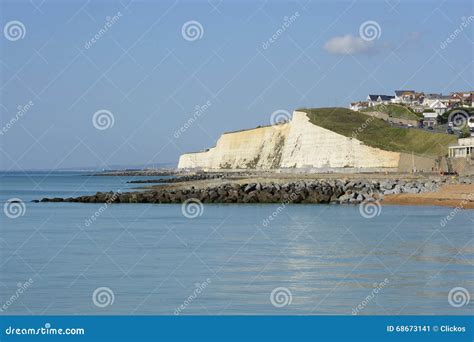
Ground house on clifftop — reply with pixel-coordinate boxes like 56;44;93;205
366;95;394;107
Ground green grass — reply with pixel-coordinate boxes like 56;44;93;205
361;104;421;120
299;108;457;157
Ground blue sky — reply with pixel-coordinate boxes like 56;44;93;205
1;0;472;170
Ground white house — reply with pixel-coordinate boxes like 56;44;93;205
448;137;474;158
366;95;394;107
429;99;447;115
451;92;473;107
394;90;415;104
422;112;438;127
350;101;368;111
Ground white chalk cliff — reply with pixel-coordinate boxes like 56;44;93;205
178;111;400;170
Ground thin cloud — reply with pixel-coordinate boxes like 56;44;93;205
323;34;375;55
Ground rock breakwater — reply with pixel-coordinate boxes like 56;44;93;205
36;178;461;205
127;173;225;184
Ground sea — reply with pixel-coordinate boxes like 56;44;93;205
0;172;472;315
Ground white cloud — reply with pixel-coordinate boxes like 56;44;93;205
323;34;375;55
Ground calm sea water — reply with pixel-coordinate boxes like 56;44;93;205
0;172;472;315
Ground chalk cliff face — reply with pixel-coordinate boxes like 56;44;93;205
177;111;400;170
178;123;289;169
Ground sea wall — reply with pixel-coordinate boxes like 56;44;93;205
397;153;440;173
178;111;401;170
450;157;474;176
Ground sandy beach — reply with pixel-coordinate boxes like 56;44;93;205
383;183;474;209
147;173;474;209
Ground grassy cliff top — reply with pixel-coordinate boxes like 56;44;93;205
299;108;456;157
361;104;422;120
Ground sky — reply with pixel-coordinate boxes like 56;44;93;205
0;0;473;170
